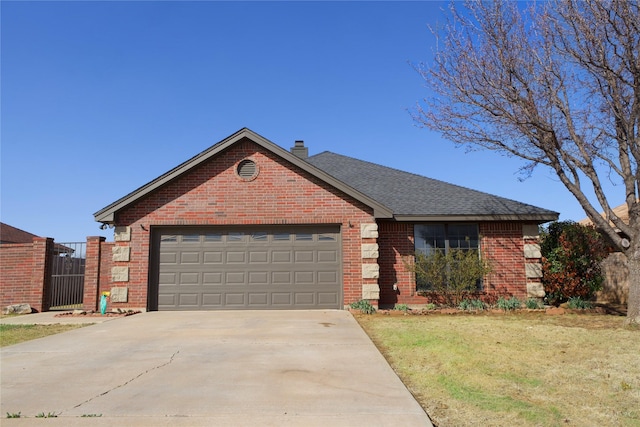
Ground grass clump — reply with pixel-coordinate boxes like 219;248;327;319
394;304;410;312
525;298;543;310
567;297;593;310
349;299;376;314
496;296;522;311
458;299;485;311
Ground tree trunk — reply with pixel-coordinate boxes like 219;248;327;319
625;242;640;326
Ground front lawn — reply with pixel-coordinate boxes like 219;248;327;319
0;324;88;347
355;312;640;427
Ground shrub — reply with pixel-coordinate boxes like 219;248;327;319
458;299;486;311
407;249;491;306
525;298;543;309
496;296;521;311
394;304;410;312
349;299;376;314
540;221;610;305
567;297;593;310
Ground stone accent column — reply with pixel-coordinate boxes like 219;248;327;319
112;226;131;288
523;224;545;299
83;236;106;311
361;223;380;301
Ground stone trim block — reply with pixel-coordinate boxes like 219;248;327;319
360;223;379;239
362;263;380;279
362;283;380;300
522;224;539;240
114;226;131;242
361;243;379;259
110;286;129;303
111;266;129;282
524;244;542;259
526;282;546;298
112;246;131;262
525;263;543;279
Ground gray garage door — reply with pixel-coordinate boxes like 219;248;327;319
152;226;342;310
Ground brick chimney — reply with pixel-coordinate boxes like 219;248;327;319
290;140;308;159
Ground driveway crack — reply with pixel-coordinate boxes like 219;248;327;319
71;350;180;410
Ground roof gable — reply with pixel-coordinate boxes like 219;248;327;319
94;128;393;223
306;151;559;222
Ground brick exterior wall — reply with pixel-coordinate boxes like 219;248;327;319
378;221;533;308
109;139;376;310
0;237;53;312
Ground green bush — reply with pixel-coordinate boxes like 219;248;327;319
349;299;376;314
567;297;593;310
407;249;491;306
540;221;610;305
458;298;486;311
496;296;521;311
394;304;410;312
525;298;543;309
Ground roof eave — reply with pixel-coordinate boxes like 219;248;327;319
393;213;559;223
94;128;394;223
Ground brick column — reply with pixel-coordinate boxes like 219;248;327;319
32;237;53;312
83;236;105;311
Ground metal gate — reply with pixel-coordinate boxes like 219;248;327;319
49;242;86;310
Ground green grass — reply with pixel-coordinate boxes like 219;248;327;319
355;312;640;427
0;324;88;347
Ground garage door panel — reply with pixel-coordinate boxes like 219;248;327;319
249;271;269;284
179;272;199;285
248;293;268;306
203;272;222;284
318;292;339;305
272;251;291;263
178;293;199;306
202;293;222;306
226;252;246;263
225;293;245;305
225;272;245;284
294;271;314;284
160;252;177;264
159;272;177;285
318;271;338;284
272;271;291;284
204;252;223;264
249;251;269;263
180;252;200;264
318;251;338;263
155;226;341;310
271;293;292;305
294;293;314;305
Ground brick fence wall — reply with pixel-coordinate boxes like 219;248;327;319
0;237;53;312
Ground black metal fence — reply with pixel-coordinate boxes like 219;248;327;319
49;242;86;310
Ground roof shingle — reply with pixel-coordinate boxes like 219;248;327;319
306;151;558;221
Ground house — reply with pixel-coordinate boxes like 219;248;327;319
94;128;558;311
0;222;41;244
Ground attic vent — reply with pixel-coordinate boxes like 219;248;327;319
236;159;258;180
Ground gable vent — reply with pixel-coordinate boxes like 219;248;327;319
237;159;258;179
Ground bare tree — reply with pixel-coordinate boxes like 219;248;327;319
414;0;639;325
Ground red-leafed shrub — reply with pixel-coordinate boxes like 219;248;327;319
541;221;610;305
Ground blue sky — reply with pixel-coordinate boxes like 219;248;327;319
2;1;590;242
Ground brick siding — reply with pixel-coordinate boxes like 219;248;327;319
378;221;530;307
109;139;376;310
0;237;52;312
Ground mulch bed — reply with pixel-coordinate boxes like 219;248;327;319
55;310;141;318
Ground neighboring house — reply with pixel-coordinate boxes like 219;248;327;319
94;128;558;311
0;222;41;244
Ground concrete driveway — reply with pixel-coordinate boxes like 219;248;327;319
1;311;432;426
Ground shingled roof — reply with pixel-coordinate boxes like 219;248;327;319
305;151;558;222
